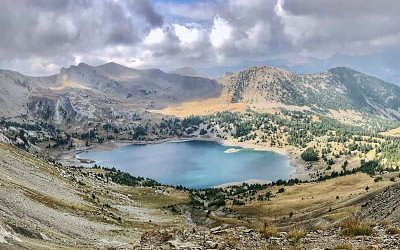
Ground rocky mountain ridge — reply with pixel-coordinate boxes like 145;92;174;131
220;65;400;119
0;62;221;125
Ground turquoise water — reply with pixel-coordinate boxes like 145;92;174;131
77;140;294;188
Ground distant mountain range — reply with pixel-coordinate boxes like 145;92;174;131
1;62;400;126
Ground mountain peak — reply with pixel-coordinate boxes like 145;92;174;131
328;66;359;74
227;65;293;80
77;62;91;68
241;65;292;75
75;62;132;71
98;61;128;69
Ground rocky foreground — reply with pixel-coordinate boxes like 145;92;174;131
140;224;400;249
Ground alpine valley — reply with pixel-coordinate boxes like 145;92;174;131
1;62;400;249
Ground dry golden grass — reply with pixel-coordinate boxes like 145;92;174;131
249;100;309;114
339;218;373;236
322;207;358;223
260;223;278;239
22;187;92;213
235;173;390;223
287;227;306;242
154;90;311;118
154;95;247;118
116;186;189;209
49;77;91;91
386;226;400;235
380;126;400;137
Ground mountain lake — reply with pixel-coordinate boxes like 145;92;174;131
77;140;295;188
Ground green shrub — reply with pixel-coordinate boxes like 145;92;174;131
301;147;319;162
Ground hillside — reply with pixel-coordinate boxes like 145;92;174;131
0;143;189;248
220;66;400;119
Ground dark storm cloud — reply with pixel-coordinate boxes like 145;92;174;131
127;0;163;27
284;0;400;17
0;0;161;74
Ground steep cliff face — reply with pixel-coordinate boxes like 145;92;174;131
54;96;80;124
220;66;400;119
28;95;80;125
0;70;30;117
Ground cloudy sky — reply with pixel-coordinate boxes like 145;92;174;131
1;0;400;83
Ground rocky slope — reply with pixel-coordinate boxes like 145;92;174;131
0;70;57;118
0;143;189;249
220;66;400;119
359;183;400;223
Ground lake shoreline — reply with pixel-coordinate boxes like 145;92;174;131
60;136;309;186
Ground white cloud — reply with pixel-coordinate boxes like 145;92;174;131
210;16;234;49
173;24;202;45
144;28;166;45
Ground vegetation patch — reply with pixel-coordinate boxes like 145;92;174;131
339;218;373;236
301;147;319;162
260;224;278;239
386;226;400;235
287;227;306;243
98;166;160;187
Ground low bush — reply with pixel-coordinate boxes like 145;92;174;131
261;224;278;239
287;227;306;242
339;218;373;236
